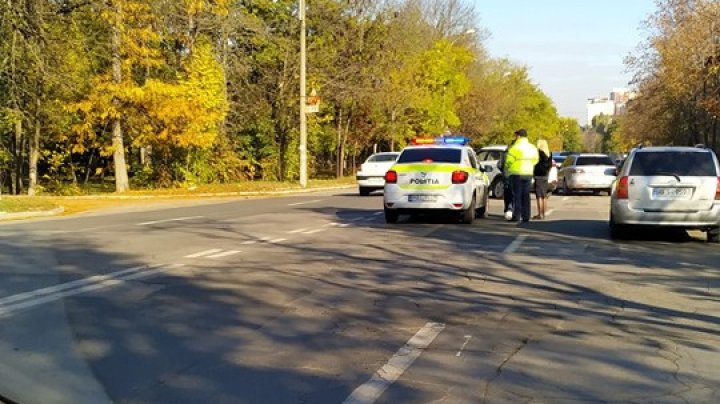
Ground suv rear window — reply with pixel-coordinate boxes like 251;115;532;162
629;151;718;176
576;156;614;166
397;148;462;164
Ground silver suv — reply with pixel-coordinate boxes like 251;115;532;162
609;146;720;242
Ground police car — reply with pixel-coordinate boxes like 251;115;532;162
383;136;490;224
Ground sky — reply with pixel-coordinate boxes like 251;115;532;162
475;0;656;124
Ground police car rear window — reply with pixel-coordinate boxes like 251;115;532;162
629;151;718;176
367;154;399;162
397;148;462;164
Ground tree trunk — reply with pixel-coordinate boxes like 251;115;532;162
336;107;343;178
111;1;130;193
13;118;23;195
28;104;41;196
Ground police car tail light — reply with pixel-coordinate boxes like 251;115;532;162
616;176;629;199
715;177;720;200
385;170;398;184
451;170;469;184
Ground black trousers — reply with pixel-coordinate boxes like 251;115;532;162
510;175;532;221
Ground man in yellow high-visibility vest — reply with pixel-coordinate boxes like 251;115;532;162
504;129;539;222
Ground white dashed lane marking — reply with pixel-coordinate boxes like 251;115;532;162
137;216;204;226
503;235;527;255
185;249;223;258
207;250;242;259
343;322;446;404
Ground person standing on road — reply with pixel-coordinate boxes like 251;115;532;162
504;129;539;222
498;137;518;220
533;139;552;220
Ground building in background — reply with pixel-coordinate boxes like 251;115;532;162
586;88;637;126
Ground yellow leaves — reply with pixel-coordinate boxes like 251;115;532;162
184;0;230;17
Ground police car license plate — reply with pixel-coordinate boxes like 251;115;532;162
408;195;438;203
652;187;692;199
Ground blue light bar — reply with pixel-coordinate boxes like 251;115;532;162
437;136;469;145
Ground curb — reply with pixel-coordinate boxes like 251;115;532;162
51;185;356;200
0;207;65;221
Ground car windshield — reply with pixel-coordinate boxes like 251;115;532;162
397;148;462;164
629;151;718;176
367;154;398;163
576;156;614;166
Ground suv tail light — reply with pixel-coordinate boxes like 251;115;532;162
385;170;397;184
451;170;469;184
616;176;629;199
716;177;720;200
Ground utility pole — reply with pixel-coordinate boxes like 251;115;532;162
299;0;308;188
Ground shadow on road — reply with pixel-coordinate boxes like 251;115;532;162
1;201;719;403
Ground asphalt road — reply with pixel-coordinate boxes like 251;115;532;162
1;189;719;404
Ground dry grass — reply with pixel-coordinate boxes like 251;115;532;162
0;197;59;213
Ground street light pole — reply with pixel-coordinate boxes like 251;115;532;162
299;0;308;188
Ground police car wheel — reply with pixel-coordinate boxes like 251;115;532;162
461;195;476;224
384;208;399;224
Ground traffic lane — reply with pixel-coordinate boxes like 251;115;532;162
372;195;720;402
0;194;543;403
37;217;531;403
0;192;377;300
0;189;350;234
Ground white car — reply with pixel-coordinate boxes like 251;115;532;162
383;137;490;224
476;145;507;198
558;153;617;195
356;152;400;196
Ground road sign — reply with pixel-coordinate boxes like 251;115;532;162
306;89;320;114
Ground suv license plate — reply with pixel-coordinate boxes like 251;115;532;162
408;195;438;203
652;187;692;199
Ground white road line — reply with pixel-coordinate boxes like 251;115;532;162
343;322;445;404
0;264;160;307
372;212;384;216
325;222;351;228
138;216;203;226
0;264;183;318
288;228;309;234
207;250;241;259
302;228;326;235
184;248;223;258
503;235;527;255
241;240;257;245
288;199;322;206
268;238;287;244
456;335;472;357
